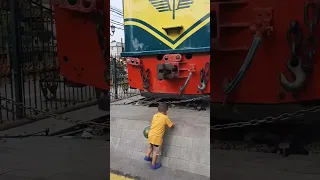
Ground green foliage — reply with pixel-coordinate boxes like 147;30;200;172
110;58;127;76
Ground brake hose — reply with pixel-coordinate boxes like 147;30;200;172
224;35;262;95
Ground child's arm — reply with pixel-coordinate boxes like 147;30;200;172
165;116;174;128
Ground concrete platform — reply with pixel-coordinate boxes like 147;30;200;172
110;154;209;180
0;137;108;180
110;102;210;177
211;149;320;180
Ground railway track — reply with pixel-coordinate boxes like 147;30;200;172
211;140;320;156
212;123;320;157
0;116;109;141
52;115;109;140
111;96;210;111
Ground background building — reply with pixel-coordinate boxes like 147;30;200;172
110;40;124;58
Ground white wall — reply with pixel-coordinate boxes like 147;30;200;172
110;40;124;58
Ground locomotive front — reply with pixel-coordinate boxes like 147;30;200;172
122;0;210;98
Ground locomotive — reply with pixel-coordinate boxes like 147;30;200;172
122;0;210;99
51;0;109;110
211;0;320;127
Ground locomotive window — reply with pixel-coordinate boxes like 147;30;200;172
212;12;217;39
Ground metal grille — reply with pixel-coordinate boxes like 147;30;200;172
110;57;139;101
0;0;97;124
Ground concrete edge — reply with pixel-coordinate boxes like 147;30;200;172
110;169;145;180
111;94;139;102
0;99;98;131
50;112;110;136
111;95;144;104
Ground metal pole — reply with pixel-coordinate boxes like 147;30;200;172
121;38;124;53
116;42;118;58
113;57;118;99
9;0;23;118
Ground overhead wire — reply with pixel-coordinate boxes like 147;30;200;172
110;8;123;16
111;19;124;26
110;6;125;33
110;6;124;31
110;6;123;15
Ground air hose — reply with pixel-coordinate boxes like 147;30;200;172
224;35;262;95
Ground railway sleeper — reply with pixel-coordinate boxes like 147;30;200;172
212;124;314;157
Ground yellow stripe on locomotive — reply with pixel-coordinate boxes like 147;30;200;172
122;0;210;56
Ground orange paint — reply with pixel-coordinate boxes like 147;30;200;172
127;53;210;95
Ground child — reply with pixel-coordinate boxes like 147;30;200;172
144;102;174;170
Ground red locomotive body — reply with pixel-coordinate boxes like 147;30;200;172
211;0;320;124
126;54;210;98
51;0;109;90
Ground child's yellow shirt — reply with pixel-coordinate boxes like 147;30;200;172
148;112;173;146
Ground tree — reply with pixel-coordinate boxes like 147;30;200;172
110;57;127;83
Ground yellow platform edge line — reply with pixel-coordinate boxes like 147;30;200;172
110;173;135;180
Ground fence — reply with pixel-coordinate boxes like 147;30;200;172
110;57;139;101
0;0;97;124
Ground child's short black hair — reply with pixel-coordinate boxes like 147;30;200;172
158;102;168;112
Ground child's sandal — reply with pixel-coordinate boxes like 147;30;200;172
144;156;152;162
150;162;162;170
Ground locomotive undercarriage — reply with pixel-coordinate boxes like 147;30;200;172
211;101;320;156
140;92;210;100
211;116;320;156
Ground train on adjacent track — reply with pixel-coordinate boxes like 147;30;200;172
121;0;210;99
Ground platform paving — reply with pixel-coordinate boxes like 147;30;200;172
211;149;320;180
110;153;209;180
0;137;108;180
